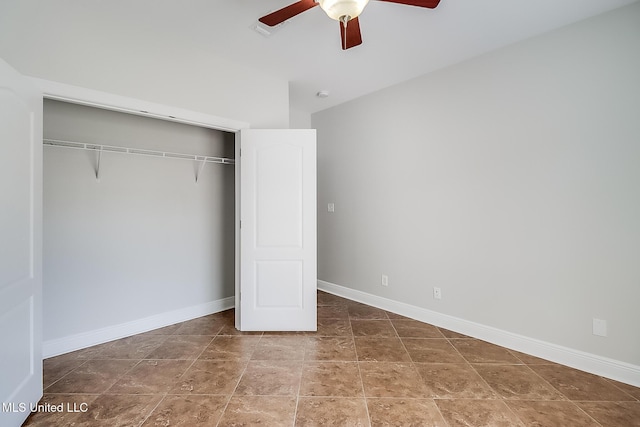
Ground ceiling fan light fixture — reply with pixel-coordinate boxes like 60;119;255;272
318;0;370;22
257;0;440;51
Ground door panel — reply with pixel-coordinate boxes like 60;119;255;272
256;144;304;248
0;58;43;427
256;260;303;307
236;129;316;331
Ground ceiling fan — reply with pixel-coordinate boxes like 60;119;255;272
259;0;441;50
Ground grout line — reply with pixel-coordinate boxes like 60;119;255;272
562;401;605;427
214;331;264;427
292;350;306;427
346;310;373;426
214;377;245;427
602;376;640;402
137;393;168;427
41;358;90;392
353;336;373;427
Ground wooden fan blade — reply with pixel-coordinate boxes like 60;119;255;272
340;17;363;50
258;0;319;26
377;0;440;8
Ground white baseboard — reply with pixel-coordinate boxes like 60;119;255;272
43;296;235;358
318;280;640;388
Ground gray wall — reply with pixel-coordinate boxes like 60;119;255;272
43;100;235;341
313;3;640;365
290;108;312;130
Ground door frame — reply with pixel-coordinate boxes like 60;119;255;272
30;77;249;132
1;58;44;427
32;77;249;350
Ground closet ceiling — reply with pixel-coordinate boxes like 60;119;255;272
0;0;636;114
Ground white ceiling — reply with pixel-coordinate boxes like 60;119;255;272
1;0;637;114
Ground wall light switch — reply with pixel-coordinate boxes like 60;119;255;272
328;203;335;212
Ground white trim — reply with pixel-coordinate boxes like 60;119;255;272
43;296;235;358
318;280;640;388
32;77;246;359
29;77;250;132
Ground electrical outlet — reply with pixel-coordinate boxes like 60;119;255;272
433;287;442;300
381;274;389;287
593;318;607;337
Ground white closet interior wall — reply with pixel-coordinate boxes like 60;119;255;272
43;99;235;353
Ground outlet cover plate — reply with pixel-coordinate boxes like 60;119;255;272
593;318;607;337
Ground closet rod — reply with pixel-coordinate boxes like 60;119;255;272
43;138;235;165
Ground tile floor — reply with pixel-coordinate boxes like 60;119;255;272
24;291;640;426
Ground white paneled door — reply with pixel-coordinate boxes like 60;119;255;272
0;59;43;426
236;129;317;331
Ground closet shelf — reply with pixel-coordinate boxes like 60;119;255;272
43;138;234;182
43;139;235;165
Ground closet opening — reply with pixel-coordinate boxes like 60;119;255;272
42;99;237;357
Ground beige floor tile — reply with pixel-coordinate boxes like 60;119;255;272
384;311;412;320
577;401;640;426
507;349;558;365
347;303;389;320
402;338;467;363
22;394;99;427
351;319;398;337
295;397;370;426
300;361;364;397
138;322;182;335
316;318;353;336
360;362;429;398
305;336;357;361
473;364;566;400
414;363;497;399
44;359;138;394
42;356;87;389
367;398;447;427
317;305;350;320
143;334;213;359
450;339;522;364
436;399;525;427
354;337;411;362
317;292;348;306
170;359;246;395
391;319;443;338
198;335;261;360
106;359;191;394
141;395;228;426
607;379;640;400
234;360;303;396
106;360;192;394
437;328;470;338
251;336;308;360
218;396;297;426
93;334;167;359
531;364;637;401
506;400;601;426
173;315;227;335
217;323;264;336
73;394;163;427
